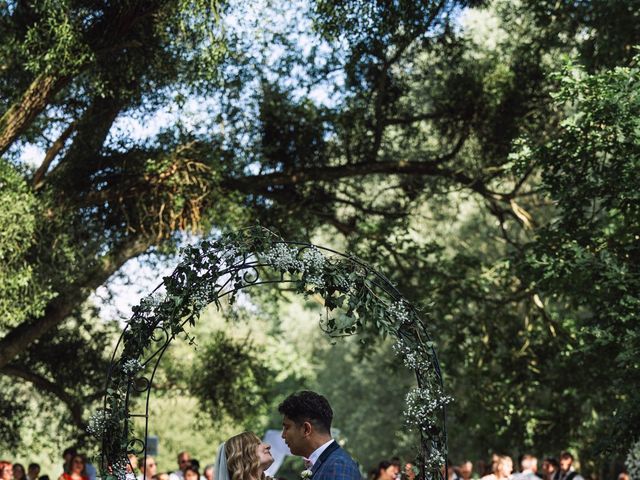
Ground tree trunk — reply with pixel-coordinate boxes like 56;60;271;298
0;73;68;156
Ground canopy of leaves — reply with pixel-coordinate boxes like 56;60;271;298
0;0;639;475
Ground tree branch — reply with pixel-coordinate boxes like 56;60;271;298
0;365;86;429
0;237;152;370
0;74;70;156
223;157;506;204
33;120;77;189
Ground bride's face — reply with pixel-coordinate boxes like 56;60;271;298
256;441;274;470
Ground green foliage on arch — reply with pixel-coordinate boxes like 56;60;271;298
91;227;449;480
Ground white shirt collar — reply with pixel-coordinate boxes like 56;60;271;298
307;439;335;466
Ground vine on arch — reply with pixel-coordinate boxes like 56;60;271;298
90;227;449;479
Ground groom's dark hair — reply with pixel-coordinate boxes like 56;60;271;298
278;390;333;434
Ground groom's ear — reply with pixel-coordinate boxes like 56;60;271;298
302;421;313;437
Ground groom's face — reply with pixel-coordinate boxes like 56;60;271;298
281;416;309;456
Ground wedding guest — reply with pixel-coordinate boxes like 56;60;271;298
480;455;500;480
13;464;26;480
169;453;191;480
390;458;401;478
481;455;512;480
404;463;417;480
27;464;40;480
58;454;88;480
512;455;538;480
445;461;460;480
617;471;629;480
138;456;157;480
554;452;583;480
183;466;199;480
186;461;204;480
373;461;396;480
1;461;13;480
542;458;558;480
126;455;138;480
459;461;473;480
62;448;77;475
202;465;213;480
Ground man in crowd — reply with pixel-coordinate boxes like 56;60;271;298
169;452;191;480
512;455;539;480
554;452;584;480
459;461;473;480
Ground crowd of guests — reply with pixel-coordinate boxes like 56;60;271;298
1;447;632;480
365;451;632;480
0;448;97;480
368;458;418;480
0;449;211;480
437;452;630;480
125;451;215;480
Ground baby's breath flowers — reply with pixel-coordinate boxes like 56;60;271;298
404;386;452;432
121;359;142;375
388;300;411;326
87;410;107;439
263;243;303;272
393;340;432;371
626;440;640;480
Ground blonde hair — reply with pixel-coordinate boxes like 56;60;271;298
224;432;269;480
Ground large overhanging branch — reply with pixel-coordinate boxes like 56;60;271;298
0;237;152;370
0;365;86;429
223;157;507;203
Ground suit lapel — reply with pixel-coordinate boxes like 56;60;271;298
311;441;340;475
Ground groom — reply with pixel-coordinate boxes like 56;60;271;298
279;391;361;480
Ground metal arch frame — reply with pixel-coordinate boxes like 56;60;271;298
101;239;447;480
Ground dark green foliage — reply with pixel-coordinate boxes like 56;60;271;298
515;59;640;456
1;0;639;472
190;331;276;425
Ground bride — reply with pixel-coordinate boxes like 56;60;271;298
214;432;274;480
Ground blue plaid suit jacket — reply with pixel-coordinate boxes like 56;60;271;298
311;441;361;480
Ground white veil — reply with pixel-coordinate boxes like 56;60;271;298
214;442;231;480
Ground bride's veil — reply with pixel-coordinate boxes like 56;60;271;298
214;442;231;480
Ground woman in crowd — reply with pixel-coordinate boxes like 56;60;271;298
481;455;513;480
1;462;12;480
58;455;88;480
214;431;274;480
372;461;398;480
13;464;26;480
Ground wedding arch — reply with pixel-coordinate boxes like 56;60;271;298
92;227;449;480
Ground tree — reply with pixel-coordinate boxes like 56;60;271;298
1;0;638;471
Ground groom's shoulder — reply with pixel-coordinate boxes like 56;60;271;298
324;446;361;478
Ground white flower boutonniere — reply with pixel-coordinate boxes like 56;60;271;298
300;469;313;479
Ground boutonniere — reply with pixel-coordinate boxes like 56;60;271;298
301;469;313;479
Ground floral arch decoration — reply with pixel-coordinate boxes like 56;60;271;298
91;227;449;480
